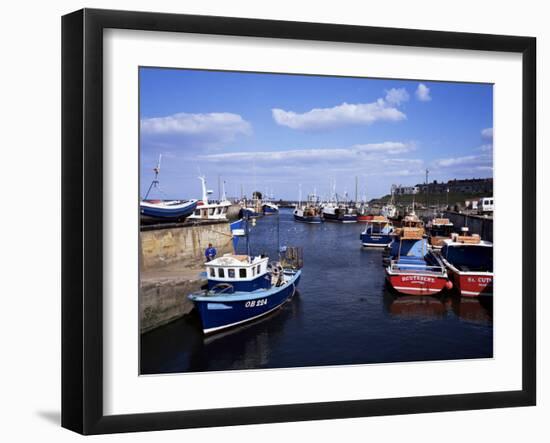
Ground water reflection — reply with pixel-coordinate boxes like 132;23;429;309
383;290;450;319
141;293;303;374
451;296;493;325
383;289;492;326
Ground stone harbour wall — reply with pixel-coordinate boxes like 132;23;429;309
139;222;235;333
140;222;234;271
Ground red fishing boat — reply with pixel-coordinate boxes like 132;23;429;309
385;225;452;296
440;228;493;297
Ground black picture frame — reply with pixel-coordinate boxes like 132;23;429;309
62;8;536;435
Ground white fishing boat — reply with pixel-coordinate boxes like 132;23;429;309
188;176;231;221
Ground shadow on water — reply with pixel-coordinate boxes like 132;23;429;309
140;208;493;373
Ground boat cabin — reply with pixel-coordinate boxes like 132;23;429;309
205;254;271;292
363;215;393;234
189;201;230;220
427;218;455;248
441;237;493;273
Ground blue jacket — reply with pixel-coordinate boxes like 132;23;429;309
205;247;217;259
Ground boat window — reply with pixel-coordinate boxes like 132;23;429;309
239;268;246;278
257;265;261;275
209;268;215;277
228;269;235;278
218;268;225;278
252;267;256;276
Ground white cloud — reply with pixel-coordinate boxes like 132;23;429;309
140;112;252;144
481;127;493;140
479;144;493;152
385;88;410;105
415;83;432;102
434;155;479;168
200;142;414;163
272;99;406;131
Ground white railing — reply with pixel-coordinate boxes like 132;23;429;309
389;261;446;276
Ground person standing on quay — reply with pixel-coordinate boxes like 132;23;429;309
205;243;217;262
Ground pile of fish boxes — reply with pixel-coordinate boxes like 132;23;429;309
402;227;424;240
452;233;481;244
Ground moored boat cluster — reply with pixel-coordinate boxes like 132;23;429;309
377;212;493;298
141;158;493;336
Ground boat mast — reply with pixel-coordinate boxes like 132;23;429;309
144;154;162;200
198;175;209;205
245;212;251;257
355;176;359;207
221;180;227;202
277;209;281;258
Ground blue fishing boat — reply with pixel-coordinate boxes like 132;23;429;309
140;199;198;222
262;201;279;215
140;155;198;222
188;216;302;334
360;216;394;247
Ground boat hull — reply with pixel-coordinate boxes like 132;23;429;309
294;214;323;224
323;212;357;223
357;215;374;222
360;233;393;247
447;268;493;297
386;271;449;296
263;206;279;215
189;271;301;334
140;200;198;222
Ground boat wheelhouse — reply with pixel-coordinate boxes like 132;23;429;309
360;215;394;247
187;176;231;221
440;229;493;297
386;226;451;296
427;217;454;249
188;253;302;334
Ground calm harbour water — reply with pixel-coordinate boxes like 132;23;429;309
140;208;493;374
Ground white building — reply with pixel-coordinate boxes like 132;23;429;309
392;184;419;195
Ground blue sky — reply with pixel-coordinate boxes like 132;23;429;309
140;67;493;201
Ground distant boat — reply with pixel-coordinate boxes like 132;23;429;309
440;228;493;297
381;188;398;219
140;155;198;223
188;216;302;334
262;201;279;215
360;216;394;247
322;203;357;223
242;206;262;218
294;193;323;224
385;224;452;296
356;203;374;222
187;176;231;221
